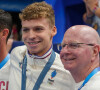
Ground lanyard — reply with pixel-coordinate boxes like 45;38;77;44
21;50;56;90
21;55;27;90
0;54;10;69
78;67;100;90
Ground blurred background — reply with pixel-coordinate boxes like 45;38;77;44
0;0;91;53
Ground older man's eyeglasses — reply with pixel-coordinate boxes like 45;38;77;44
57;43;95;51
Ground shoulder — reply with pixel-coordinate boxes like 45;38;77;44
55;52;62;64
11;45;27;54
54;52;59;58
92;71;100;81
55;52;60;61
52;51;65;70
10;45;27;63
83;71;100;89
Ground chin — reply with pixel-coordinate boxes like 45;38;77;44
64;65;73;71
28;49;37;54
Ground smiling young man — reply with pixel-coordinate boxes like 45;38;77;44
60;25;100;90
0;9;12;90
8;1;74;90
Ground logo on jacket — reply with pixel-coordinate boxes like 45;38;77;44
47;70;57;85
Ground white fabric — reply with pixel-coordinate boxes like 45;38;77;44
74;71;100;90
8;45;74;90
0;58;10;90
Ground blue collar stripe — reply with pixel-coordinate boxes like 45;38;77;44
78;67;100;90
0;54;10;69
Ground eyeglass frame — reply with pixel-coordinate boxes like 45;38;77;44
57;43;95;51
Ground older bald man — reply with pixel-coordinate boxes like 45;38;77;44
60;25;100;90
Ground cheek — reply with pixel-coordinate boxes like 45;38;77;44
60;51;64;59
84;51;92;60
44;33;52;41
84;49;92;57
46;31;53;40
22;35;25;40
22;33;27;39
60;53;65;64
78;49;92;63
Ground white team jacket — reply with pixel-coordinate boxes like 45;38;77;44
8;45;74;90
0;58;10;90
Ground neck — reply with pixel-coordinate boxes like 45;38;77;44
29;44;52;56
71;64;99;83
0;45;8;63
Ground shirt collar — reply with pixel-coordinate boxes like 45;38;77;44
27;45;52;59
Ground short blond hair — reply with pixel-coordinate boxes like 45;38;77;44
19;1;55;28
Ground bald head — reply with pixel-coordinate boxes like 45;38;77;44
64;25;100;44
61;25;100;83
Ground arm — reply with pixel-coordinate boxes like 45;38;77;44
83;2;94;24
86;0;100;18
93;7;100;18
83;0;100;24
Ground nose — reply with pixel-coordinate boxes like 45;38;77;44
60;48;72;60
29;30;36;39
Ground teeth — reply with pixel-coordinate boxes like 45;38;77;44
29;42;38;44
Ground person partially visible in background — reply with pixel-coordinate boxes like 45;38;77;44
83;0;100;36
7;38;24;53
10;24;19;41
0;9;12;89
7;23;24;53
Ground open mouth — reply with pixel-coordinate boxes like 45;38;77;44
28;41;41;45
27;41;41;48
28;41;40;44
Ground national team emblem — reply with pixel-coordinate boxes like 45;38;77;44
47;70;57;85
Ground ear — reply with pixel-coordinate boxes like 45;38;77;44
99;45;100;52
91;45;99;62
1;29;9;40
51;26;57;37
